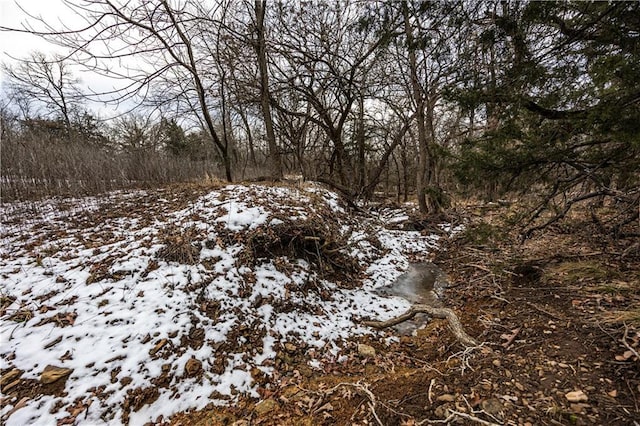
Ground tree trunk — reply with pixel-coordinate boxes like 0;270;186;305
424;94;441;212
402;1;429;215
255;0;282;179
356;94;366;190
361;120;411;199
238;106;257;167
220;72;238;172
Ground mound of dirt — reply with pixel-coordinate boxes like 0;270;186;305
0;182;443;425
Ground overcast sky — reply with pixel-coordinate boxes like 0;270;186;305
1;0;125;116
1;0;68;63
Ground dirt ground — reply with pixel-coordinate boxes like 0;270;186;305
167;200;639;426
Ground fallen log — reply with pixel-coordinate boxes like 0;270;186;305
363;304;478;347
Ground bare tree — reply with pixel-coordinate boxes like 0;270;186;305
2;51;83;137
7;0;239;181
1;0;465;205
268;1;394;187
253;0;282;178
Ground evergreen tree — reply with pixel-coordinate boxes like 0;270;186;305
161;118;189;157
451;1;640;237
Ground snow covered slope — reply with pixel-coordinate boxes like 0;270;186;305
0;183;440;425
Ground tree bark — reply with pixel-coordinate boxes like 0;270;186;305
356;94;366;189
255;0;282;179
402;1;429;215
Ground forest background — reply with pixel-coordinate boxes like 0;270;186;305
1;0;638;239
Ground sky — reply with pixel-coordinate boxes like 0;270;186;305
1;0;125;116
1;0;69;67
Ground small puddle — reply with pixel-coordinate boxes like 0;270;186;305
374;262;448;334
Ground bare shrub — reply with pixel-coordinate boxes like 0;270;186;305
0;137;221;201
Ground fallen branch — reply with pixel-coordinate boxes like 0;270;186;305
524;301;563;321
363;304;478;347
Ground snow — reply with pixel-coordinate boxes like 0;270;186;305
0;183;452;425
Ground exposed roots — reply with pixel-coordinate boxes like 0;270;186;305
363;304;479;347
417;410;502;425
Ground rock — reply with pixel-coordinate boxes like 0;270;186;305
254;399;278;416
0;368;23;386
437;394;455;402
357;343;376;357
284;343;297;353
565;390;588;403
40;365;73;384
185;358;202;376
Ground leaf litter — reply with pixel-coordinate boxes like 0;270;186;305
0;182;443;425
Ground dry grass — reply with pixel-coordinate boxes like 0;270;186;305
543;261;623;286
602;308;640;326
1;137;220;201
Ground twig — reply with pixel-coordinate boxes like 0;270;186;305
464;263;493;273
390;352;444;375
368;401;384;426
428;378;435;404
447;345;484;375
343;382;384;426
300;381;385;425
417;410;501;425
447;410;501;425
621;323;640;361
525;301;563;321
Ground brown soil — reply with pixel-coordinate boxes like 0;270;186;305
168;202;640;426
3;188;637;425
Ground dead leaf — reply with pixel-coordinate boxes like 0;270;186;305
615;350;636;361
565;390;588;403
500;327;521;348
65;312;76;326
41;365;73;384
316;402;334;412
149;338;168;356
0;368;23;386
3;379;21;392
